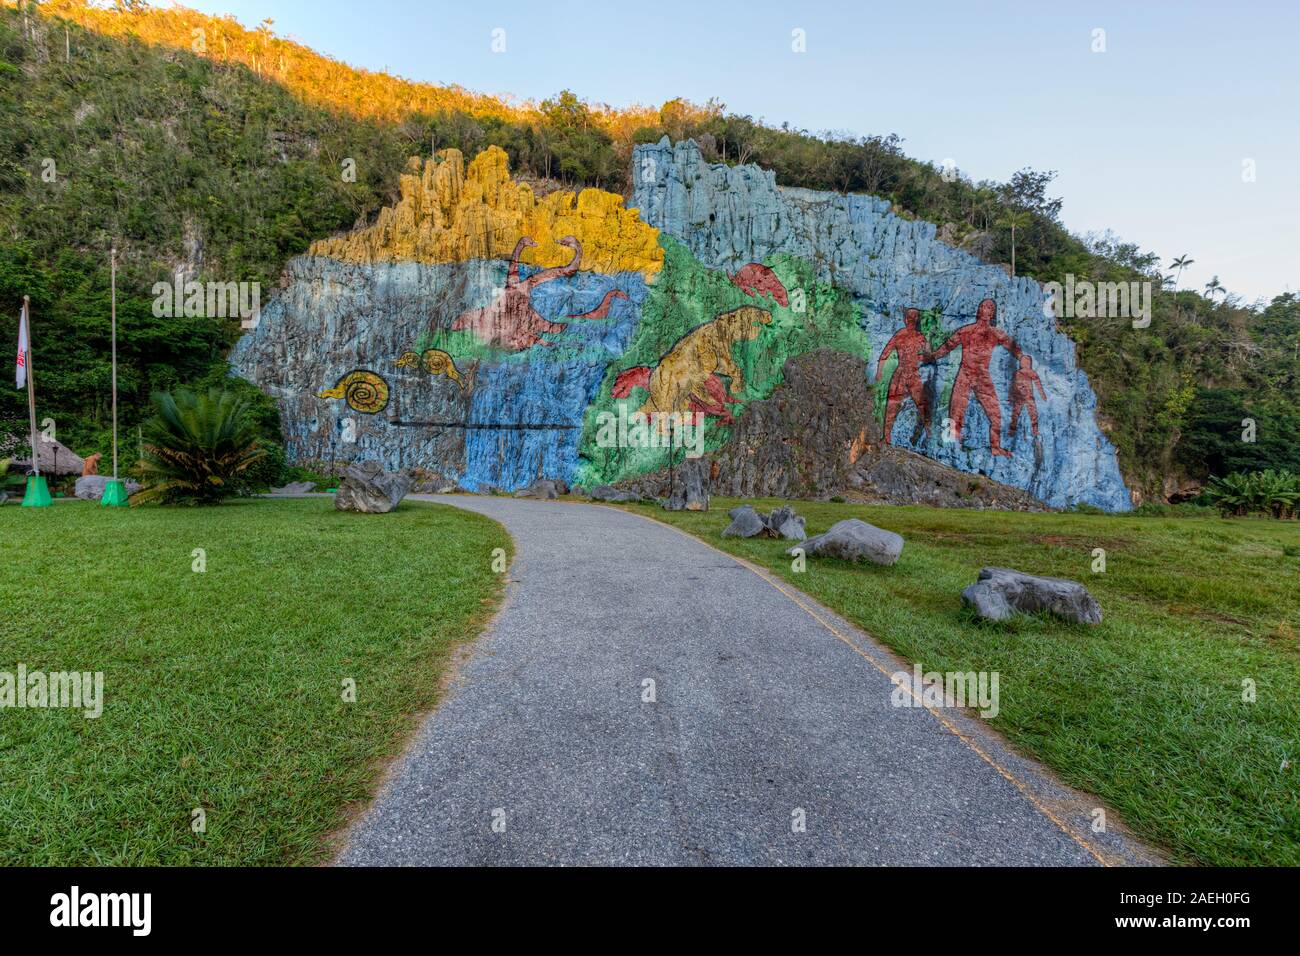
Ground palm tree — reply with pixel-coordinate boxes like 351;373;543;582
136;387;267;505
996;209;1033;277
1169;254;1194;292
1205;276;1225;299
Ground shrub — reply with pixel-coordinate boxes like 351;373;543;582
135;388;267;505
1205;470;1300;519
0;457;27;503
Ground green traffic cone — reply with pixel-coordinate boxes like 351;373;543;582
101;479;130;508
21;475;52;508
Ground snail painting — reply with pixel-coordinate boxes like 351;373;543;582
395;349;465;390
317;370;390;414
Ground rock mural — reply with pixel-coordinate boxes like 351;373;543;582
230;140;1131;510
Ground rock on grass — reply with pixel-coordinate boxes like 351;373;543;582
961;566;1102;625
789;518;903;565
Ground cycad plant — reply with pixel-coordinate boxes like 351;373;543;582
135;387;267;505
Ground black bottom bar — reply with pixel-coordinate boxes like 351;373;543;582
0;866;1282;942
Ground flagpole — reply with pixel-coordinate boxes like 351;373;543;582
111;247;118;479
23;296;37;477
19;295;51;507
102;247;128;507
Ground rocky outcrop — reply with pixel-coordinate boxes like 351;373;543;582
847;445;1049;511
661;457;710;511
961;567;1102;625
230;252;650;492
709;349;876;499
632;139;1130;511
792;519;904;566
334;460;412;513
310;147;662;278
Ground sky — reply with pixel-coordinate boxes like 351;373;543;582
179;0;1299;304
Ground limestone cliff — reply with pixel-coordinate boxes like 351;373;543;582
310;146;662;278
231;141;1131;510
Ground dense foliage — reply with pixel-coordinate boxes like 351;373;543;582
2;2;1295;502
1205;470;1300;519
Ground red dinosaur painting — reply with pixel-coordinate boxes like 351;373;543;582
928;298;1023;457
730;263;789;307
567;289;628;320
1008;355;1047;438
876;307;932;445
450;236;582;350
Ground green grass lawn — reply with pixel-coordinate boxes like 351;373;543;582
0;497;509;865
620;497;1300;866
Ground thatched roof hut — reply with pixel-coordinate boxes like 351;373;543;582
0;434;85;475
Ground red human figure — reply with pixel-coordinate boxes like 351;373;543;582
876;308;931;444
1008;354;1047;438
928;298;1021;457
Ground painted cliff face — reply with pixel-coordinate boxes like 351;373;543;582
230;142;1130;509
631;139;1130;510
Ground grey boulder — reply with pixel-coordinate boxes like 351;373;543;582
790;518;903;566
661;458;710;512
766;505;807;541
514;479;558;500
269;480;316;496
75;475;141;501
722;504;767;538
722;503;807;541
961;567;1102;625
587;484;642;503
334;461;412;514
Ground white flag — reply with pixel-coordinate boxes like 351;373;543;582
15;302;27;389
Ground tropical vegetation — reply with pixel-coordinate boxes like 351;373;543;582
1205;469;1300;519
1;1;1296;504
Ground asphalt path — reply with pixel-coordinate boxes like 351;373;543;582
337;495;1154;866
